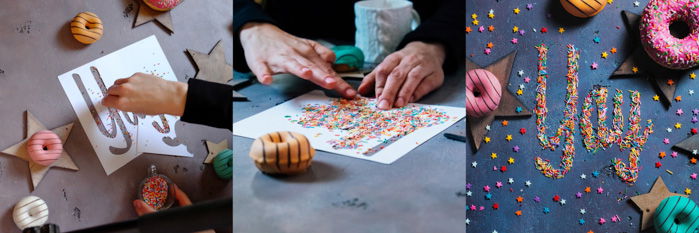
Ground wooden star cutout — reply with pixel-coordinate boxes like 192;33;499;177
188;40;250;100
611;11;687;106
466;51;532;151
204;140;228;164
1;111;78;190
134;1;174;33
631;176;686;230
673;134;699;156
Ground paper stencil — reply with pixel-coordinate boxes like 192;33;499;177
58;35;192;175
233;90;465;164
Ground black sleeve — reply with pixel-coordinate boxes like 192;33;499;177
181;79;233;130
398;0;464;72
233;0;277;73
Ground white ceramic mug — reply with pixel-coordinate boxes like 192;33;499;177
354;0;420;65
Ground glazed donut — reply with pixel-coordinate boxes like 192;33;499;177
654;196;699;233
560;0;607;18
70;12;103;44
26;130;63;166
12;196;49;230
249;131;315;174
640;0;699;70
143;0;183;11
466;69;502;118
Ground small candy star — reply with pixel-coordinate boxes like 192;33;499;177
524;77;531;83
485;125;490;131
478;26;485;32
517;70;524;76
576;192;583;198
540;27;548;33
515;106;523;113
592;171;600;177
591;62;598;69
610;48;617;54
505;134;513;141
672;151;679;158
667;128;673;133
659;152;666;158
678;109;685;115
465;218;470;225
580;174;587;179
579;219;586;225
496;181;503;188
580;209;586;214
513;8;520;14
560;199;566;205
483;185;491;192
533;196;541;202
484;137;491;143
692;128;698;134
485;193;492;200
559;27;565;34
676;96;683;102
492;230;498;233
607;0;613;4
632;67;638;73
484;48;491;55
492;203;499;209
693;109;699;115
593;37;600;43
516;196;523;203
585;187;591;193
508;178;514;184
690;89;695;95
519;84;525;89
518;29;526;36
543;207;550;214
488;25;495;32
515;210;522;216
516;89;523;95
692;72;697;79
472;19;479;25
691;173;697;179
466;183;471;189
599;218;606;225
470;205;476;211
500;166;507;172
508;157;515;164
472;161;478;168
611;215;620;223
655;161;662;168
692;157;698;164
686;188;692;195
526;3;533;10
471;13;478;19
519;128;526;135
490;152;497;159
513;146;520;152
597;187;604;194
525;180;532;187
668;79;675;85
676;123;682;129
513;26;519;33
692;117;698;123
466;191;472;197
501;120;509;126
633;1;640;7
465;27;472;33
663;138;670;144
601;52;608;59
653;95;660;101
553;195;561;202
511;38;518;44
488;10;495;19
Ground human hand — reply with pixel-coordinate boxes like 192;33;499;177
133;185;216;233
239;22;357;98
358;41;446;110
103;73;188;116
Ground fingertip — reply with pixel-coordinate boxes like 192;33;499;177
345;88;357;98
395;97;406;107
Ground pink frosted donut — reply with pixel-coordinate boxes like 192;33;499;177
640;0;699;70
143;0;182;11
466;69;502;118
26;130;63;166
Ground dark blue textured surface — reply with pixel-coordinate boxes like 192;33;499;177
467;0;699;232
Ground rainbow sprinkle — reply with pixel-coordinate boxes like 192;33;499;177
141;176;169;209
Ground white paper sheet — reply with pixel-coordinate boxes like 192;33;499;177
233;90;465;164
58;35;192;175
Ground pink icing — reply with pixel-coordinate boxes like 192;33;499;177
466;69;502;118
640;0;699;70
144;0;182;10
26;130;63;166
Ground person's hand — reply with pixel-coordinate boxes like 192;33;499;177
239;22;357;98
358;41;446;110
103;73;188;116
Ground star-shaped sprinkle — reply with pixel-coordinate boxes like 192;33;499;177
511;38;518;44
655;161;662;168
500;166;507;172
501;120;509;126
465;27;472;33
676;96;682;102
553;195;561;202
559;27;565;33
496;181;503;188
519;128;526;135
490;152;498;159
526;3;533;10
484;185;491;192
514;8;520;14
513;26;519;33
485;125;491;131
692;72;697;79
672;151;679;158
599;218;606;225
667;128;673;133
471;13;478;19
540;27;548;33
515;106;523;113
485;193;492;200
484;137;491;143
632;67;639;73
488;25;495;32
591;62;598;69
676;123;682;129
560;199;567;205
692;157;698;164
508;157;515;164
691;128;697;134
525;180;532;187
472;161;478;168
472;19;479;25
691;173;697;179
659;152;667;159
686;188;692;195
466;191;472;196
466;219;470;225
488;11;495;19
592;171;600;177
478;26;485;32
543;207;550;214
580;209;586;214
508;178;514;184
664;138;670;144
593;37;600;43
597;187;604;194
653;95;660;101
517;70;524;76
633;1;640;6
579;219;586;225
580;174;587;179
601;52;608;59
492;203;499;209
515;210;522;216
516;89;523;95
690;90;695;95
607;0;613;4
513;146;520;152
524;77;531;83
668;79;675;85
516;196;524;203
534;196;541;202
519;84;525;89
470;205;476;211
611;215;620;223
692;117;698;123
484;48;491;55
505;135;513;141
678;109;685;115
576;192;583;198
610;48;617;54
519;29;526;35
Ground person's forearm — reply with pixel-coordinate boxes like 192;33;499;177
233;0;276;73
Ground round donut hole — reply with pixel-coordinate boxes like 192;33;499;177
669;20;691;39
473;90;482;97
42;146;48;151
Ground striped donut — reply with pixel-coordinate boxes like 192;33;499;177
12;196;49;230
560;0;607;18
143;0;183;11
654;196;699;233
26;130;63;166
466;69;502;118
70;12;103;44
249;131;315;175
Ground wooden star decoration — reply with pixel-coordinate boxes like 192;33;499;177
204;140;228;164
631;176;686;230
673;134;699;157
611;11;688;106
134;1;174;33
1;111;78;190
466;51;532;151
187;40;249;100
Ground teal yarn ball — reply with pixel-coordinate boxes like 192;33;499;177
332;45;364;70
654;196;699;233
213;149;233;180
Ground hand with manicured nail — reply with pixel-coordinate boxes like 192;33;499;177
358;41;446;110
103;72;188;116
132;184;216;233
239;22;357;98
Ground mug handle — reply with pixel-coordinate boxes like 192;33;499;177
411;9;421;30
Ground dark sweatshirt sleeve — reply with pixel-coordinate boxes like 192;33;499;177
233;0;277;73
181;79;233;130
398;0;464;72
